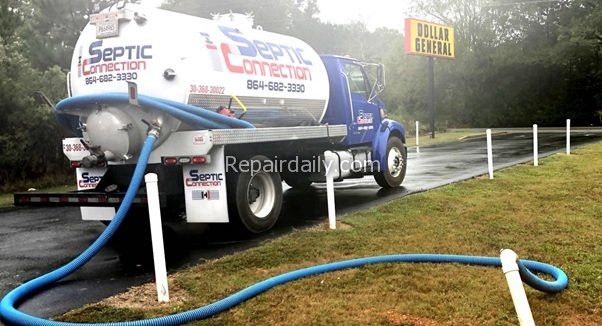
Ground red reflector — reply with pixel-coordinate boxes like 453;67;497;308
163;157;178;165
128;82;138;103
192;156;207;164
60;196;69;203
79;197;88;203
19;197;30;204
70;161;81;168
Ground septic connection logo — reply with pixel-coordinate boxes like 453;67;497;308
79;172;102;189
200;26;313;81
79;40;152;76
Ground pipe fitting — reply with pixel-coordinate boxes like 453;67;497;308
147;127;161;139
500;249;519;274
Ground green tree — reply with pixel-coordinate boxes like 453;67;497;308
0;0;75;190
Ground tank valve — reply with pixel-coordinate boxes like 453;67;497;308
133;12;147;24
81;153;105;168
163;68;176;81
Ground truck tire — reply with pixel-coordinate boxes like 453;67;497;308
374;137;407;188
228;155;283;233
282;172;313;189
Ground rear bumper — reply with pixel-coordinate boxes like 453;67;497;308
13;191;165;207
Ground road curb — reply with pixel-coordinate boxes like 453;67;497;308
459;131;507;141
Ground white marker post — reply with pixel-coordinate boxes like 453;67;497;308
533;124;538;166
500;249;535;326
486;129;494;179
415;121;420;153
144;173;170;303
324;151;337;230
326;176;336;230
566;119;571;155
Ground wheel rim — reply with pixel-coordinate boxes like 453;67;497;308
387;147;404;178
247;172;276;219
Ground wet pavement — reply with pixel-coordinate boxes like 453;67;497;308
0;132;600;319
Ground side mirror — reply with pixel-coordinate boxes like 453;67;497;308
377;64;386;89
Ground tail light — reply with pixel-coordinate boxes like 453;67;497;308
162;156;209;165
163;157;178;165
70;161;81;168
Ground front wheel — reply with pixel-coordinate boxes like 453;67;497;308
374;137;407;188
228;155;283;234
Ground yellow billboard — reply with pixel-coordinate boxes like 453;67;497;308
405;18;455;59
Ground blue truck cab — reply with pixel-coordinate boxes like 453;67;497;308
320;55;407;188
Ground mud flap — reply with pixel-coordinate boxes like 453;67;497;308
182;146;229;223
76;167;116;221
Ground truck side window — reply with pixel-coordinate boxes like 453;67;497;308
344;63;369;99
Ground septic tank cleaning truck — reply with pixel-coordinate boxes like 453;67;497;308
15;3;407;234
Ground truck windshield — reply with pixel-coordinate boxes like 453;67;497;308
344;63;370;99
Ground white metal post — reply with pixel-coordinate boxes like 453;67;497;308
566;119;571;155
415;121;420;153
486;129;494;179
533;124;538;166
144;173;170;303
500;249;535;326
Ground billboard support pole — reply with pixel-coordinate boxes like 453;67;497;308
428;57;436;139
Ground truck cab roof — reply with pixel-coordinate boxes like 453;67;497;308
320;54;362;63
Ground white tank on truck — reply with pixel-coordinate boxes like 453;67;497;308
70;4;330;149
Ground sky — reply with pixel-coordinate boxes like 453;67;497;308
316;0;413;32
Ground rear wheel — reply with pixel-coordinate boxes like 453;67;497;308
228;155;283;233
374;137;407;188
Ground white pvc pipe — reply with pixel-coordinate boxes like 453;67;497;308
533;124;538;166
145;173;170;303
323;151;337;230
326;175;336;230
415;121;420;154
500;249;535;326
566;119;571;155
486;129;494;179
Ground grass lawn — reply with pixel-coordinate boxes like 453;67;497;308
60;142;602;325
0;185;75;208
406;129;483;148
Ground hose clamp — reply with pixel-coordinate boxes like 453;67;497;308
148;127;161;138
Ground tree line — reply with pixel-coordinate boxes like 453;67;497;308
0;0;600;190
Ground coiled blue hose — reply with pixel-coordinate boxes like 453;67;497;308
0;133;158;325
0;102;568;325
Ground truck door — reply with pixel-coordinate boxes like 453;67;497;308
343;63;380;145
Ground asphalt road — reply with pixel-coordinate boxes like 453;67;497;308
0;132;600;320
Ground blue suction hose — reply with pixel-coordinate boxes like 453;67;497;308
0;95;568;325
54;93;255;130
0;133;158;325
